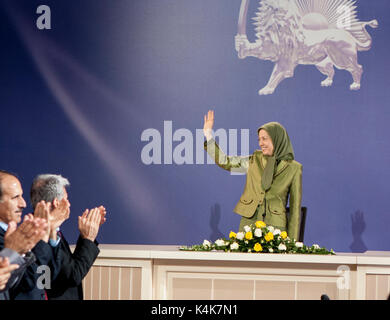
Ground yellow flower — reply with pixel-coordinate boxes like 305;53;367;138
245;231;253;240
254;243;262;252
281;231;288;239
264;232;274;242
229;231;237;239
255;221;266;228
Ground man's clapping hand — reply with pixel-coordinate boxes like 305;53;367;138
50;197;70;230
48;197;70;241
97;206;107;226
33;201;52;243
0;257;19;290
4;214;48;254
78;207;103;242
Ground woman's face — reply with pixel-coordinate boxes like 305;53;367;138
258;129;274;156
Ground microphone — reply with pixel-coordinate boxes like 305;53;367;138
321;294;330;300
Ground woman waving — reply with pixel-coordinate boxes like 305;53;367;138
203;110;302;240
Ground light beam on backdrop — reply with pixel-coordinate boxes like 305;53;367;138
4;2;187;241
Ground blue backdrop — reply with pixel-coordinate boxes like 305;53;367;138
0;0;389;252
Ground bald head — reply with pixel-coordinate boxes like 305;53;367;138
0;170;26;224
0;170;20;201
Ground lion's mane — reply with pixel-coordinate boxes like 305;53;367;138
253;0;305;58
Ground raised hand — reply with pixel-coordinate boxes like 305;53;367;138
203;110;215;140
0;257;19;290
203;110;214;131
4;214;49;254
78;208;102;242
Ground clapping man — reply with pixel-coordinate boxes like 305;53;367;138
0;170;51;299
30;174;106;300
0;214;48;299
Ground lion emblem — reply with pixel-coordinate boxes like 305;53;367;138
235;0;378;95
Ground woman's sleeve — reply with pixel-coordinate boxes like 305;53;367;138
204;138;250;173
287;164;302;241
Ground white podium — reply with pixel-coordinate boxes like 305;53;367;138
78;245;390;300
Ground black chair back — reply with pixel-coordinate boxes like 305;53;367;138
286;206;307;243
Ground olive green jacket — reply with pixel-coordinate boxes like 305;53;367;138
204;138;302;240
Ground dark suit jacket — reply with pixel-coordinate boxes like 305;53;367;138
47;233;100;300
0;228;63;300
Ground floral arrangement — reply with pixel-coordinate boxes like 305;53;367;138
180;220;334;255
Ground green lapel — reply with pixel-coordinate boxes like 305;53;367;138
259;153;289;177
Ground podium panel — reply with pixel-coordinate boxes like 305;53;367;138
76;245;390;300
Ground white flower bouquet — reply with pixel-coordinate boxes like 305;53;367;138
180;220;334;255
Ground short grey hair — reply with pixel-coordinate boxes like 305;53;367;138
30;174;70;209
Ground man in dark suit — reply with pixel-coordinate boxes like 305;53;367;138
0;215;48;300
30;174;106;300
0;170;61;300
